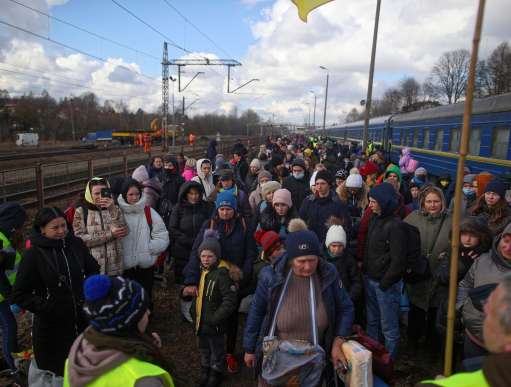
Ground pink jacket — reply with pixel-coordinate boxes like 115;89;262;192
182;167;198;181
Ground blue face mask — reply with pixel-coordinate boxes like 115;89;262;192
293;172;304;180
463;187;475;197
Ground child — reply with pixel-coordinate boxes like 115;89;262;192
187;232;240;387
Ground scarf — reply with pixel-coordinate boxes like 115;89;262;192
84;177;110;205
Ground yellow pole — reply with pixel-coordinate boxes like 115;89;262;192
444;0;486;376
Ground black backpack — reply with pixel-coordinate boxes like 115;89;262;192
400;222;430;284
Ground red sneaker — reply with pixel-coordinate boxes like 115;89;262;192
226;353;240;373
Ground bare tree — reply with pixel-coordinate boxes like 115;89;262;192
345;107;362;123
382;87;403;112
476;42;511;96
430;49;470;104
400;77;421;107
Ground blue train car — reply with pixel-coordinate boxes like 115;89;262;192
327;93;511;177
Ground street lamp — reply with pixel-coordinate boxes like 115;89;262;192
309;90;317;129
319;66;329;133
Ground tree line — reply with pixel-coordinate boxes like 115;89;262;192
345;41;511;123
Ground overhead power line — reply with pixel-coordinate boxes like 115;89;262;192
161;0;233;58
7;0;160;61
0;19;159;82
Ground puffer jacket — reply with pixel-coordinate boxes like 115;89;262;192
168;182;213;281
191;159;215;199
457;235;511;342
117;194;169;270
132;165;162;209
258;205;298;238
282;173;311;211
73;201;126;276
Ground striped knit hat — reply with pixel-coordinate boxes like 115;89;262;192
83;275;149;334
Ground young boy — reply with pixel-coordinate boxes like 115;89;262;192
188;234;239;387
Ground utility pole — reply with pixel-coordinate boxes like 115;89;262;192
310;91;317;129
320;67;329;133
362;0;381;153
162;42;169;152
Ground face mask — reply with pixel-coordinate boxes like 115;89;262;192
463;187;475;196
293;172;304;179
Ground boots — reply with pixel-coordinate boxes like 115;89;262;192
206;369;223;387
198;367;209;387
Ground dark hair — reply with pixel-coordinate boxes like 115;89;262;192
34;207;66;231
470;194;510;226
449;217;493;252
121;178;143;202
89;178;108;187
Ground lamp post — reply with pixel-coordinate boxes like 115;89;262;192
309;90;316;129
319;66;329;133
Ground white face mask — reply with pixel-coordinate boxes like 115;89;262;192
293;172;304;179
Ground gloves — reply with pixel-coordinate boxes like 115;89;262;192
10;304;21;315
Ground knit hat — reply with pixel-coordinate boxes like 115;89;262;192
415;167;428;177
215;190;237;210
345;174;363;189
463;174;476;184
258;170;272;183
261;181;281;197
0;202;27;234
291;158;306;170
335;169;348;180
484;179;506;198
250;158;261;169
258;230;282;255
83;275;149;334
384;164;403;184
199;230;222;259
360;161;379;177
272;189;292;208
325;225;347;248
315;170;333;185
286;230;320;260
219;169;234;181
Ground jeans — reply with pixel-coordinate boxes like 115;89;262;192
365;278;401;360
198;334;226;372
0;301;18;370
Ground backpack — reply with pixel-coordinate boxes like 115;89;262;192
405;158;419;174
400;222;430;284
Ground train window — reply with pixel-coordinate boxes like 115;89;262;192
424;129;430;149
492;127;510;159
412;128;419;147
450;128;461;152
403;130;410;147
468;128;481;155
434;129;443;150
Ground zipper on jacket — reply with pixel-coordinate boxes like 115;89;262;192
61;247;79;335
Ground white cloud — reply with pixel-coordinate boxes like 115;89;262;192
46;0;70;7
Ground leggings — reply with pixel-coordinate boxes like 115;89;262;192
0;301;18;370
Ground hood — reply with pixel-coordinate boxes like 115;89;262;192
163;155;180;174
0;203;26;236
419;186;447;215
177;180;205;203
196;158;211;179
384;164;402;184
491;233;511;271
67;333;128;387
369;182;399;217
117;193;147;213
401;147;410;156
132;165;149;183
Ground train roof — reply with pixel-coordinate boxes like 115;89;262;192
392;92;511;123
328;114;391;131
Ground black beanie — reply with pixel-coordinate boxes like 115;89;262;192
484;179;506;199
315;170;333;185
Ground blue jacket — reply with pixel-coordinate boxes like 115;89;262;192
243;255;354;368
183;215;257;286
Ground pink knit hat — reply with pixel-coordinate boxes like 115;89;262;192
272;188;292;208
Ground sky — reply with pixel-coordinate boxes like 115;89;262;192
1;0;510;125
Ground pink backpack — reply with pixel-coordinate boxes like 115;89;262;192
406;159;419;174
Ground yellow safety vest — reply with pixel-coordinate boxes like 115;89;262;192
420;369;488;387
63;357;174;387
0;231;22;303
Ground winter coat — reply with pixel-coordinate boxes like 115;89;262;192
471;201;511;237
234;158;249;184
244;172;259;194
183;214;257;287
404;210;452;311
191;260;240;336
191;159;215;199
323;249;363;303
457;235;511;342
336;182;369;220
399;148;411;174
182;166;197;182
117;194;169;270
282;173;311;211
448;193;477;217
73;201;126;276
146;158;164;182
208;185;252;222
132;165;162;209
249;185;264;214
168;182;213;278
242;257;354;375
161;164;185;207
299;190;352;244
12;230;99;375
258;205;298;238
207;140;217;164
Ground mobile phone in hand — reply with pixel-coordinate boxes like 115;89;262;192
100;188;112;198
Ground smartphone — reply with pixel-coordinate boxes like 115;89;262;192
100;188;112;198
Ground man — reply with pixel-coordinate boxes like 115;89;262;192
233;151;249;184
299;170;351;244
364;182;406;360
282;158;310;210
417;273;511;386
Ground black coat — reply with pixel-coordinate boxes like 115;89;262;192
282;174;311;210
235;158;249;184
12;230;99;375
161;168;185;206
169;181;213;279
259;205;298;234
323;250;363;303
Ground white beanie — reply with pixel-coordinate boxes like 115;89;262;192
325;225;347;248
345;174;363;188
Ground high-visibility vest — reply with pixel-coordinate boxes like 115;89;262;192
0;231;22;303
420;369;488;387
64;357;174;387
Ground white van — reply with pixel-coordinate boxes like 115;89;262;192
15;133;39;146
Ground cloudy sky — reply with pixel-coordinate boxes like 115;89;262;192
1;0;509;124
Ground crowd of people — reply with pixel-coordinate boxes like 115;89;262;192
0;135;510;386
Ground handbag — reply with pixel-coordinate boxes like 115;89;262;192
261;271;326;386
28;359;63;387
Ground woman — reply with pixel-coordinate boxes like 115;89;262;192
208;169;251;222
253;180;281;227
0;203;26;371
159;155;185;225
243;228;354;386
258;188;297;238
146;156;164;182
12;207;100;377
192;158;215;200
73;177;128;276
470;179;511;236
64;275;174;386
169;181;212;285
132;164;162;210
457;223;511;359
117;179;169;297
404;185;452;352
249;171;272;213
336;173;368;220
245;158;262;192
448;174;477;216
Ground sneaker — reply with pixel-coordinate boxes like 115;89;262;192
226;353;240;374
